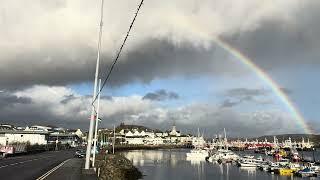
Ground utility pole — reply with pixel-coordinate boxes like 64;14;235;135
85;0;104;169
55;134;58;151
113;125;115;154
92;79;101;167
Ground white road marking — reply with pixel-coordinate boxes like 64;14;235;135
36;159;71;180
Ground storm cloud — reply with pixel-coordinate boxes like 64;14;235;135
0;0;319;135
0;0;320;89
219;88;272;108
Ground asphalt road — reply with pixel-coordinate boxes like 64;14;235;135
0;150;75;180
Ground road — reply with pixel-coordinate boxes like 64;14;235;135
0;150;75;180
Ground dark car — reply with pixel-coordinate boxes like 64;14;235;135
75;150;86;158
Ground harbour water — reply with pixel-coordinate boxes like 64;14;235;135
122;149;320;180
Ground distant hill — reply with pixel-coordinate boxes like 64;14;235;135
115;123;157;133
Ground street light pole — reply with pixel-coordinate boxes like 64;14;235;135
92;79;101;167
85;0;104;170
113;125;115;154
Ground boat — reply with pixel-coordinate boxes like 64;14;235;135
276;168;295;175
274;164;300;175
257;161;271;171
290;147;301;162
238;158;260;167
237;156;263;167
186;149;209;159
208;149;239;163
186;128;209;160
307;162;320;173
278;158;290;166
267;162;280;172
296;168;317;177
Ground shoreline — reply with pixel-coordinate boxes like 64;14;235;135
105;144;192;152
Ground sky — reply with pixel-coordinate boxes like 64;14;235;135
1;0;320;137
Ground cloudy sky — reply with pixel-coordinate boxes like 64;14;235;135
1;0;320;137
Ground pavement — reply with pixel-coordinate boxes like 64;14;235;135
0;150;74;180
0;149;97;180
44;158;97;180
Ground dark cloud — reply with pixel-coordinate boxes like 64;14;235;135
220;88;271;107
223;2;320;70
280;88;293;95
0;91;31;108
142;89;179;101
220;99;240;108
226;88;268;98
2;1;319;90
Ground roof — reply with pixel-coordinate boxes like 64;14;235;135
0;130;50;135
48;133;79;137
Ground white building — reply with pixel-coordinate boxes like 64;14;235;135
28;125;52;132
0;130;49;146
169;125;181;137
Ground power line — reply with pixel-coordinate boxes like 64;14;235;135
92;0;145;105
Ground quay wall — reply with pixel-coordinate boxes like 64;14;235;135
104;144;192;152
96;154;142;180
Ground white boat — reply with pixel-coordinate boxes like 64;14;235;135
186;149;209;159
278;158;290;166
308;162;320;173
209;149;239;162
238;156;265;167
257;161;271;171
238;158;260;167
267;162;280;172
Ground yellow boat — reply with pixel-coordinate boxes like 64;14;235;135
276;166;300;175
278;168;295;175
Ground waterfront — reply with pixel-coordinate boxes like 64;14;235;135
122;149;320;180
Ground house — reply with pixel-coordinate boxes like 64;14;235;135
67;129;84;139
125;136;144;145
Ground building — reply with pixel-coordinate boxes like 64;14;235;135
27;125;52;132
0;130;49;146
48;133;82;147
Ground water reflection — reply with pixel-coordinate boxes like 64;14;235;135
239;167;256;176
121;149;318;180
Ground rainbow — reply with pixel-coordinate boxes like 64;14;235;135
171;15;313;134
212;37;313;134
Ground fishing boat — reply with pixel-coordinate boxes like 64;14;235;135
257;161;271;171
296;168;316;177
186;128;209;160
267;162;280;172
237;156;263;167
278;158;290;166
307;162;320;173
238;158;260;167
186;149;209;159
274;163;300;175
208;149;239;163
